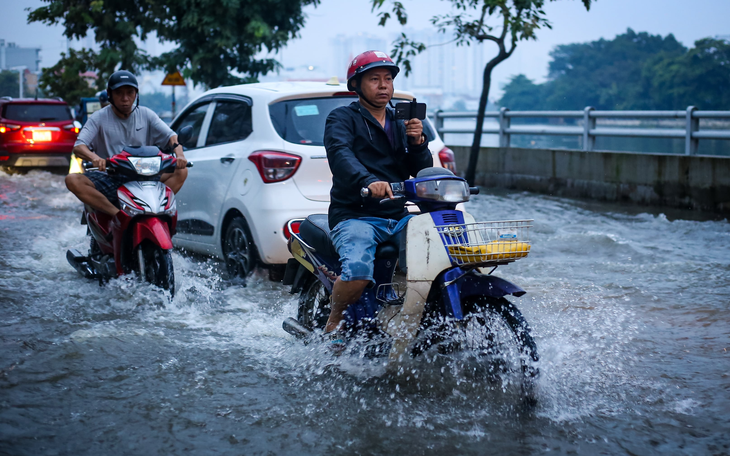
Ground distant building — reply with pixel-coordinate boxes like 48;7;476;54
0;39;41;72
79;70;98;88
329;33;388;78
396;29;488;99
325;30;493;110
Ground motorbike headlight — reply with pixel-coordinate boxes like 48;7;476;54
415;179;470;203
128;157;161;176
162;198;176;216
120;200;145;216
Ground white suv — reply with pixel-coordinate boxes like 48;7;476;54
170;81;456;279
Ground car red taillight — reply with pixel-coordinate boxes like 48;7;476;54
63;124;80;134
248;151;301;183
438;147;457;173
0;123;21;134
283;220;302;240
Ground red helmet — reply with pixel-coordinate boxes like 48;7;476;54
346;50;400;91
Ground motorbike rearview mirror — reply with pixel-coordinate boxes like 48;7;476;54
177;125;194;147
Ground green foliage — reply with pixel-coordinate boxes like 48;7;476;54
498;74;544;110
642;38;730;110
499;29;730;111
27;0;320;89
27;0;152;73
0;71;21;98
37;48;106;106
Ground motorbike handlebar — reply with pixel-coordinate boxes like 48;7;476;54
83;158;193;171
360;183;406;204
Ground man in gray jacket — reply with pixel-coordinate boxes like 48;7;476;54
65;70;188;217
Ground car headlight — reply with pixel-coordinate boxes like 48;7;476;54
415;179;470;202
128;157;161;176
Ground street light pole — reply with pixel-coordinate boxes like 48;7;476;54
10;66;26;98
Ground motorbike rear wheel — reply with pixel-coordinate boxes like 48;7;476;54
135;241;175;296
297;278;331;331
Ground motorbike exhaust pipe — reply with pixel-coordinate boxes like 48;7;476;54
282;317;312;340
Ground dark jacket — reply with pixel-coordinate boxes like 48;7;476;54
324;101;433;229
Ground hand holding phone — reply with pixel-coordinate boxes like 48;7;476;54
395;98;427;120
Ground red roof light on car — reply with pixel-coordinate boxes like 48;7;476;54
248;151;302;183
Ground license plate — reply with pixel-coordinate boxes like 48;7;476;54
32;130;52;142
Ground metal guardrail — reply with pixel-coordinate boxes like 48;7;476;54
431;107;730;155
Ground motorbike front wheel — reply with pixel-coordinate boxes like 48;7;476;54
413;296;539;381
297;278;331;331
136;241;175;296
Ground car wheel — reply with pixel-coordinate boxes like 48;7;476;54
222;217;257;279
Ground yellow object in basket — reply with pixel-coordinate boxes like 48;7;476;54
447;240;531;262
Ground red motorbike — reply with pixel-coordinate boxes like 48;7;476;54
66;129;193;296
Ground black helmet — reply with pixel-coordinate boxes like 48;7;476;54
107;70;138;92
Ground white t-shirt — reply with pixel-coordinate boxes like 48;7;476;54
75;105;175;159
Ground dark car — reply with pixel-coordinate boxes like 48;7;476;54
0;97;80;169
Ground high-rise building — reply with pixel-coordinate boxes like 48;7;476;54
0;40;41;72
396;29;488;97
329;33;388;78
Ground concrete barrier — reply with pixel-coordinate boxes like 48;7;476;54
450;146;730;214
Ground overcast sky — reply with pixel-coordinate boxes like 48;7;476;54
3;0;729;97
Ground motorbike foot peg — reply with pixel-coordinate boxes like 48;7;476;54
282;317;312;340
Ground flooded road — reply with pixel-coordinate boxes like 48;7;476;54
1;169;729;455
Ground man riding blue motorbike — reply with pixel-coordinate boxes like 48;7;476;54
323;50;433;347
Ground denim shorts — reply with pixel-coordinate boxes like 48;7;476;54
330;216;413;283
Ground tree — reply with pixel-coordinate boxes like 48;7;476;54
498;74;543;110
27;0;320;89
498;30;727;111
543;28;685;110
37;48;107;106
372;0;592;185
0;71;21;98
642;38;730;110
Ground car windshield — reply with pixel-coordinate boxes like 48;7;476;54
3;104;72;122
268;96;436;146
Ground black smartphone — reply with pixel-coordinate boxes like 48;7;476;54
395;98;427;120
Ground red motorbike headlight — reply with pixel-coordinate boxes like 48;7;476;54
248;151;301;183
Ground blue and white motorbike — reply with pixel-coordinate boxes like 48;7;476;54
282;167;539;385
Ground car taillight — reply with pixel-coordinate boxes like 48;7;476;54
0;123;21;134
283;220;302;240
248;151;301;183
63;124;80;134
438;147;457;173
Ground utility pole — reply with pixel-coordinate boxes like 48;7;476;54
10;66;26;98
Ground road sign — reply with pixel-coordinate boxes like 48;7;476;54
161;71;186;86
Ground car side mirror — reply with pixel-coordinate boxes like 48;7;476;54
177;125;194;147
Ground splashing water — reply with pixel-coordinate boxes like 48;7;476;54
1;170;729;455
